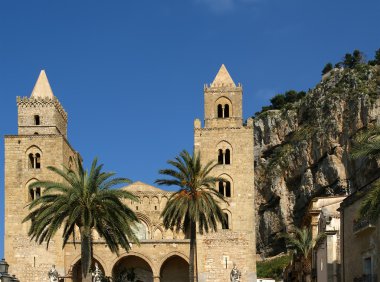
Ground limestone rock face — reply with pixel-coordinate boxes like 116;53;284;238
254;65;380;255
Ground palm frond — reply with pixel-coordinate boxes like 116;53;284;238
23;156;139;279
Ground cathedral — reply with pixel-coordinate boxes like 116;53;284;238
4;65;256;281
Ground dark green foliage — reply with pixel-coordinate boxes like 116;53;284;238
376;49;380;64
369;48;380;66
253;47;379;118
343;49;365;68
284;90;298;103
343;53;354;68
280;227;325;259
262;105;273;112
156;150;226;282
267;143;293;172
23;157;139;279
257;255;291;280
254;90;307;117
296;91;306;99
322;63;333;75
353;49;364;66
351;126;380;220
270;94;286;109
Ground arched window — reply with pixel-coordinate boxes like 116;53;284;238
222;213;229;229
218;181;224;195
132;221;148;240
217;104;223;118
225;149;231;164
34;115;40;125
224;104;230;118
35;153;41;169
225;181;231;197
216;141;232;165
29;153;35;169
218;181;231;197
218;149;223;164
28;153;41;169
29;187;41;201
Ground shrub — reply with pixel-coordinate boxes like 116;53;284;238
284;90;298;103
322;63;333;75
257;255;291;280
270;94;286;109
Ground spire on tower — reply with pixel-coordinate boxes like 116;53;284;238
30;70;54;99
211;64;236;87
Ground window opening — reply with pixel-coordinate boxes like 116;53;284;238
225;181;231;197
29;188;35;200
35;153;41;169
363;257;372;276
29;187;41;201
34;115;40;125
35;187;41;198
224;104;230;118
218;181;224;195
218;149;223;164
29;153;35;169
217;104;223;118
225;149;231;164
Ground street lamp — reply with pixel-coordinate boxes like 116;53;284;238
0;259;9;274
0;259;13;282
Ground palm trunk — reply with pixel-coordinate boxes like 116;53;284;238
189;220;197;282
80;226;92;280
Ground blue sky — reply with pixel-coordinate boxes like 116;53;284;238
1;0;379;257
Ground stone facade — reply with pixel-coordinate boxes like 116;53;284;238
340;187;380;282
194;65;256;281
4;66;256;281
308;196;345;282
4;71;77;281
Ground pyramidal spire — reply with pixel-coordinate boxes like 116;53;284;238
30;70;54;99
211;64;236;87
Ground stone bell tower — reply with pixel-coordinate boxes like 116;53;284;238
4;70;77;281
194;65;256;282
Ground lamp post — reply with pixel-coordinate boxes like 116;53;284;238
0;272;13;282
0;259;13;282
0;259;9;274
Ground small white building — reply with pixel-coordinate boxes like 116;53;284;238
308;196;346;282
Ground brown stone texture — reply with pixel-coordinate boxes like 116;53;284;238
195;65;256;282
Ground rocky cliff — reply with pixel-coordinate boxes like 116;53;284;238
254;64;380;256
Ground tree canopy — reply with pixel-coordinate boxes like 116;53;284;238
23;157;140;278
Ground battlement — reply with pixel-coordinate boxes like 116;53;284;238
17;96;68;122
204;82;243;91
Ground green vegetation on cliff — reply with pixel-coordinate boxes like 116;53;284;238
254;48;380;257
257;255;291;280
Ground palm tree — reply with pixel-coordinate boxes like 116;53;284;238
281;227;325;279
155;150;227;282
23;157;140;279
351;126;380;220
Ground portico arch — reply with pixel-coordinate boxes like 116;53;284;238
159;253;189;282
70;257;106;282
112;252;156;282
